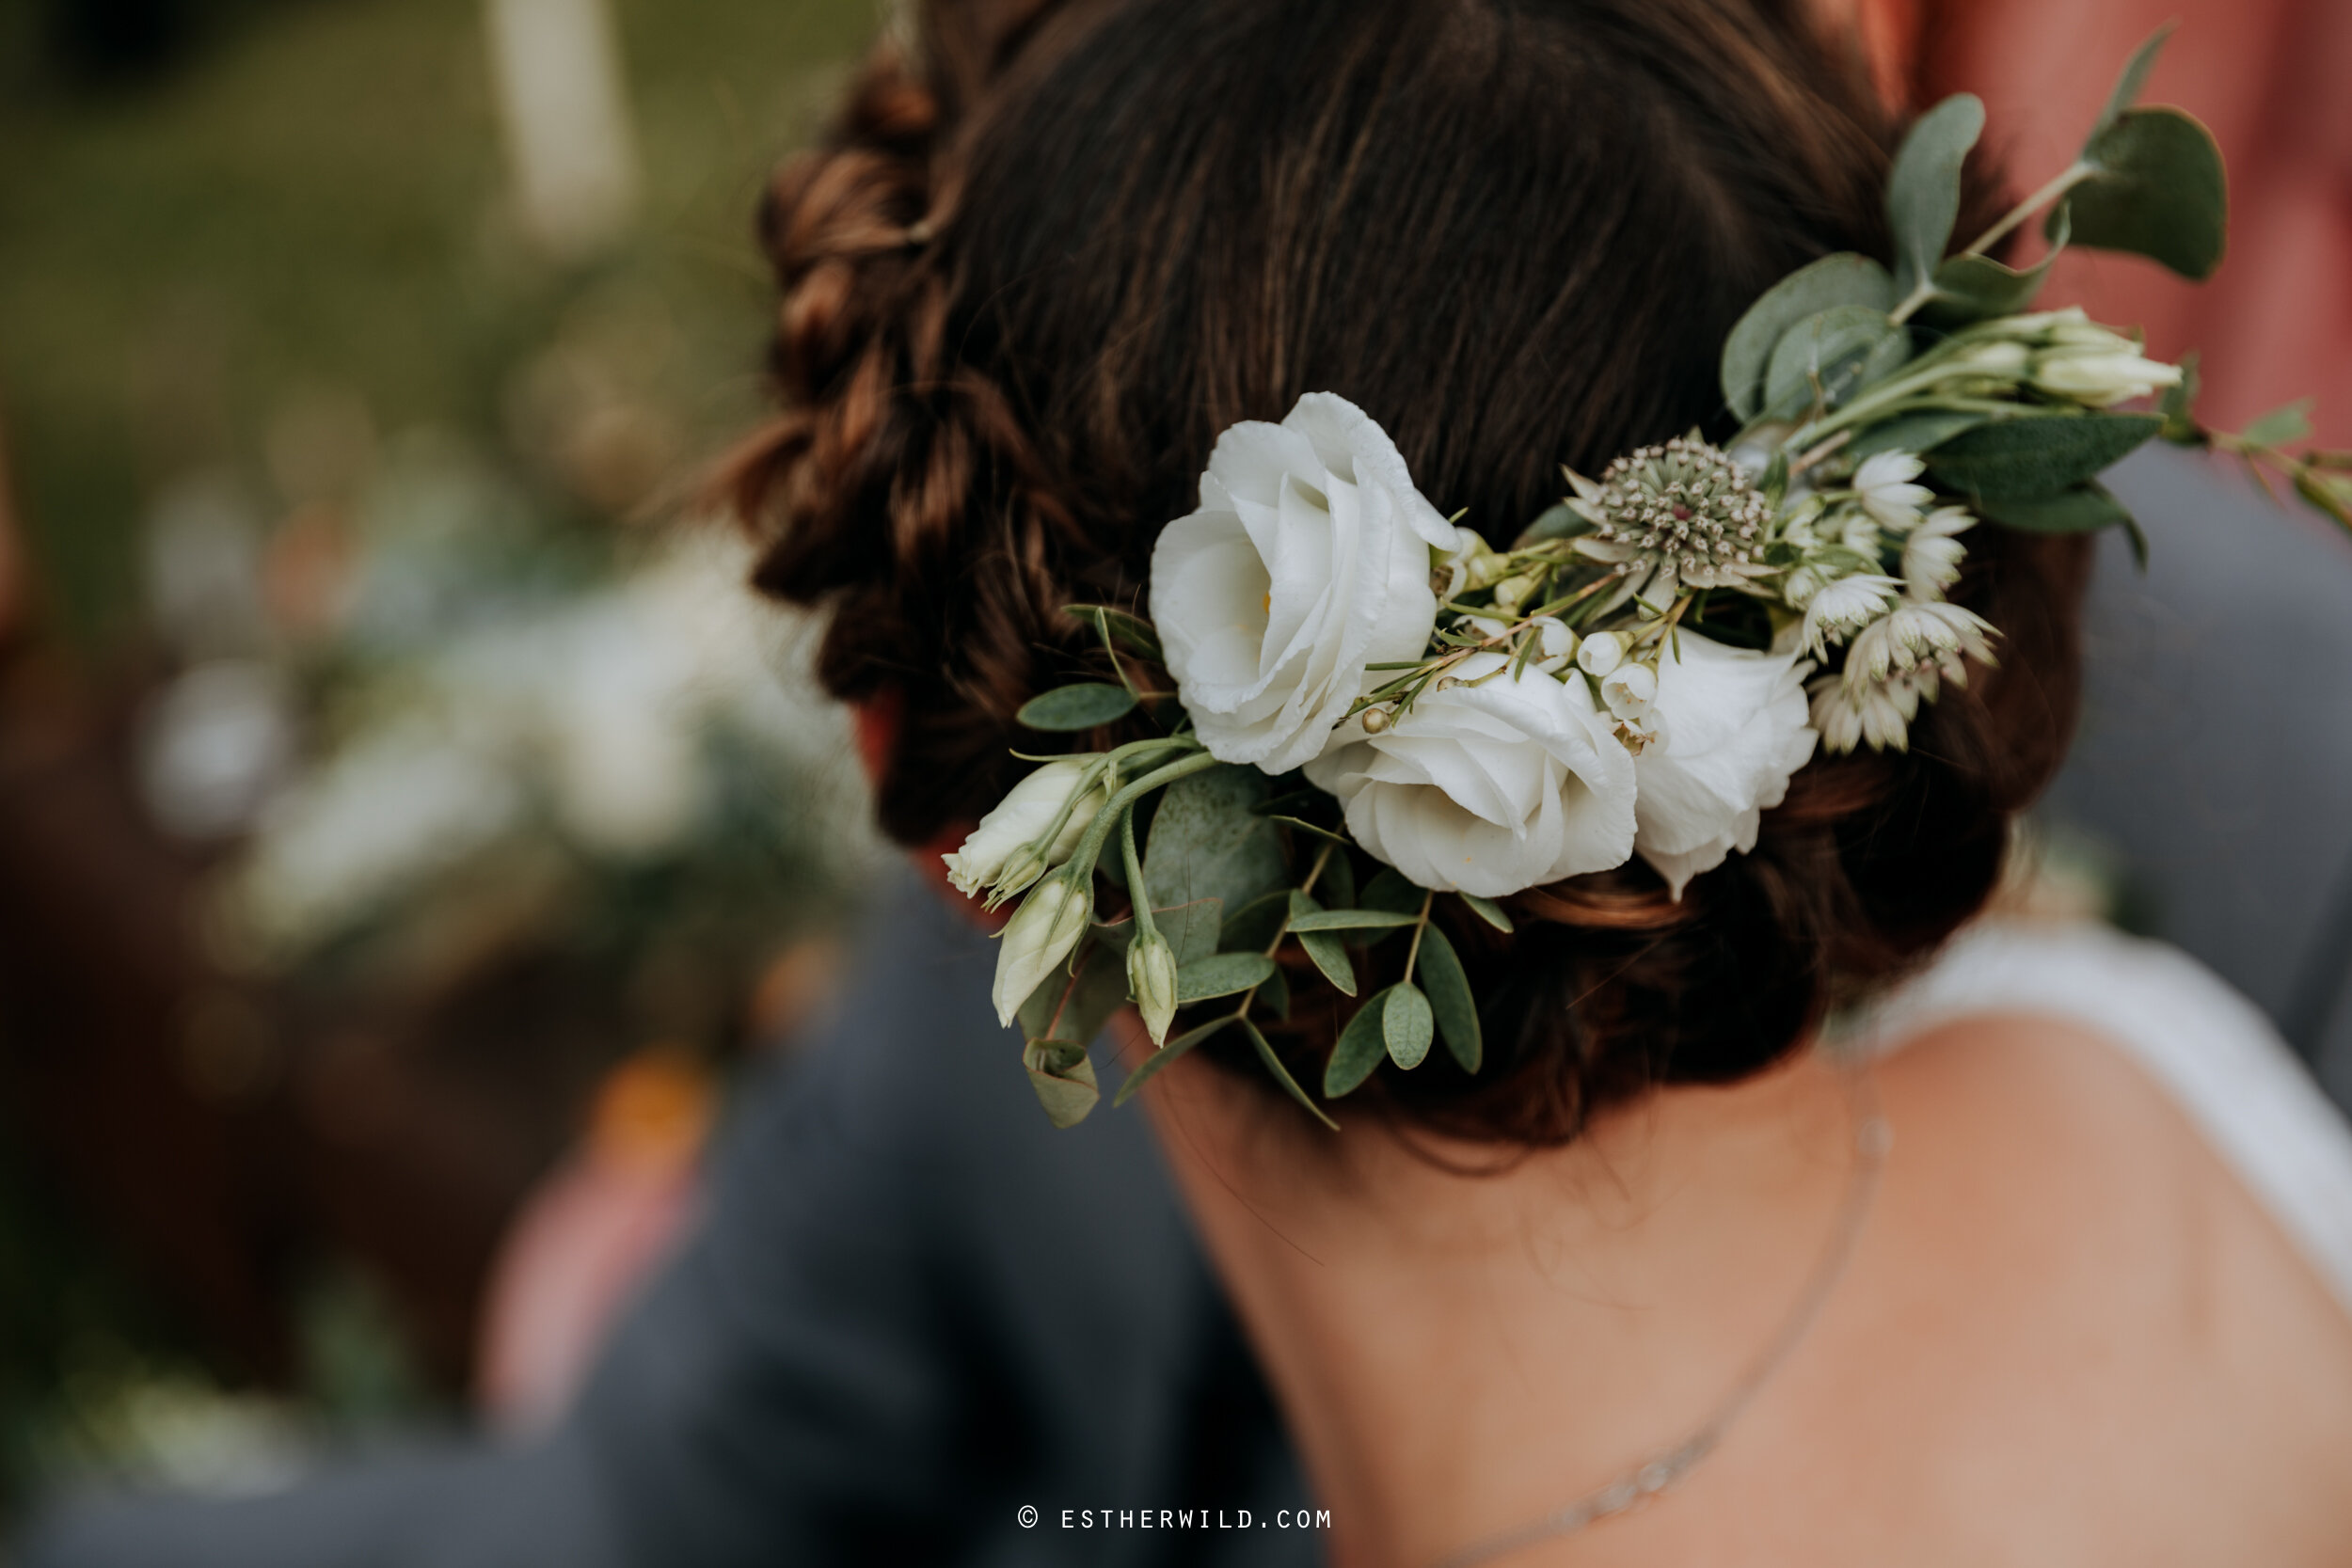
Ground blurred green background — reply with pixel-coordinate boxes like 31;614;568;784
0;0;882;1519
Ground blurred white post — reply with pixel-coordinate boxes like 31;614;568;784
484;0;642;261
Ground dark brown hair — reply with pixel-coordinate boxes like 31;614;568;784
730;0;2089;1143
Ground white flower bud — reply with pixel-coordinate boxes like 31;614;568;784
1577;630;1625;677
2031;348;2183;408
1600;662;1658;723
1942;341;2032;377
1127;929;1179;1046
992;874;1092;1026
1529;615;1577;673
943;759;1109;901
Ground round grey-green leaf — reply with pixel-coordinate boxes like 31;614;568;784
2064;107;2226;281
1760;306;1910;420
1016;682;1137;731
1718;253;1895;421
1383;982;1434;1070
1887;93;1987;297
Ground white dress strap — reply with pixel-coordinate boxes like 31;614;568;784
1839;919;2352;1321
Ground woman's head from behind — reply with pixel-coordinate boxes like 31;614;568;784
735;0;2089;1144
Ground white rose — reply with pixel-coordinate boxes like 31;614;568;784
942;757;1108;900
1633;633;1818;899
1303;653;1635;896
1150;393;1456;773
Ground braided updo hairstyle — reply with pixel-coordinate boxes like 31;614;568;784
731;0;2090;1144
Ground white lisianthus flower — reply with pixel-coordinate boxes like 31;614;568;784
1799;573;1902;657
1150;393;1456;772
942;757;1110;901
1632;633;1817;897
1851;451;1932;531
1899;506;1976;599
1303;653;1635;896
992;874;1092;1026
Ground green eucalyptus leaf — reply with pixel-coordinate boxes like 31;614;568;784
1975;481;2134;534
1323;995;1391;1098
1093;896;1223;964
1258;961;1291;1022
2093;25;2173;137
1459;893;1513;933
1925;412;2163;502
1359;869;1424;918
1062;603;1163;660
1845;408;1993;461
1175;951;1277;1004
1383;982;1435;1069
1023;1038;1100;1129
1113;1015;1233;1105
1761;305;1910;420
1218;889;1291;955
1017;935;1131;1050
1143;766;1289;923
1920;204;2071;327
1289;892;1358;996
1515;502;1589;546
1017;682;1137;731
1719;253;1897;420
2240;400;2313;450
1888;94;1987;298
2061;107;2226;280
1416;925;1482;1074
1242;1017;1338;1130
1287;909;1421;933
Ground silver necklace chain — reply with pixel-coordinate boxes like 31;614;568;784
1433;1075;1893;1568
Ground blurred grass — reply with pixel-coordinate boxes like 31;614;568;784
0;0;880;645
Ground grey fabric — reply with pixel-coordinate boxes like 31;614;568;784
2047;444;2352;1105
19;879;1314;1567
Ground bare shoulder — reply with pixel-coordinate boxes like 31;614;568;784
1856;1011;2352;1557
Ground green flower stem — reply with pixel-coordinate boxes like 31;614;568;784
1061;745;1218;889
1120;807;1158;949
1960;160;2092;260
1402;890;1434;986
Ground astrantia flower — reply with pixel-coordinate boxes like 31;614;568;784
1151;393;1456;773
943;757;1110;904
1633;634;1817;897
1800;573;1902;657
1851;451;1932;531
1846;599;1997;687
1303;653;1635;897
1900;506;1976;599
1580;436;1773;601
1810;667;1935;754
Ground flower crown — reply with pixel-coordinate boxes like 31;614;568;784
943;34;2351;1129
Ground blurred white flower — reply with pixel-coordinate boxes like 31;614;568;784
138;660;295;839
1851;451;1931;531
1846;599;1997;687
1800;573;1901;657
1811;667;1935;753
1151;393;1455;772
1900;506;1976;598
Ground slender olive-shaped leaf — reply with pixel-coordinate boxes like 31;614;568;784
1888;93;1986;298
1017;933;1127;1047
1175;952;1277;1004
1719;253;1896;420
1459;893;1514;933
1267;815;1352;846
1142;767;1288;925
1016;682;1137;731
2240;400;2313;449
2060;107;2226;280
1062;603;1162;660
1925;413;2162;502
1323;995;1391;1098
1258;961;1291;1022
1092;896;1222;963
1383;982;1435;1070
1113;1015;1233;1105
2093;25;2173;138
1920;204;2072;328
1319;850;1359;915
1218;889;1290;955
1287;909;1421;933
1975;482;2133;534
1416;925;1482;1074
1845;408;1992;461
1514;502;1589;546
1289;892;1358;996
1761;306;1910;419
1023;1037;1099;1129
1243;1018;1338;1130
